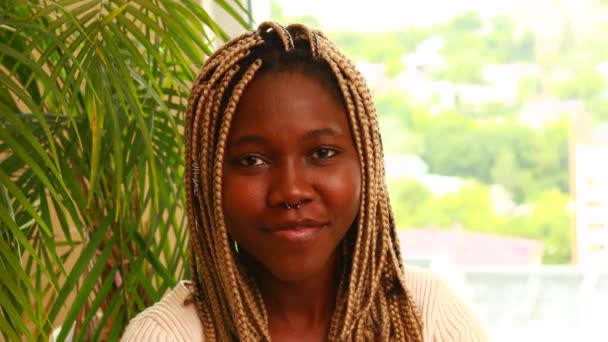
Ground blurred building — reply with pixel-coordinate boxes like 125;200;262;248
399;228;544;266
570;113;608;266
356;62;399;92
518;98;582;129
384;154;428;178
462;265;608;342
384;154;464;196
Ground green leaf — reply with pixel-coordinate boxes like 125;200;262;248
100;3;128;27
47;214;112;325
56;234;117;342
0;168;51;236
1;0;249;338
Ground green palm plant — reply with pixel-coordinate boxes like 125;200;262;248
0;1;249;340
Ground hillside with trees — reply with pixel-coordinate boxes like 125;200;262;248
272;3;608;264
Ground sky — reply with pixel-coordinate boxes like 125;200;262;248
252;0;583;32
255;0;521;31
281;0;488;30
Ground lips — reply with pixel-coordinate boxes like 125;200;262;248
264;219;329;243
267;218;327;231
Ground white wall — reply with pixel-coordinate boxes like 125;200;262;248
575;146;608;266
202;0;271;42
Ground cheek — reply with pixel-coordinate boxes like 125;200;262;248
322;163;362;219
222;174;267;226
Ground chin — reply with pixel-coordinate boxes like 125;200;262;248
269;260;325;284
244;250;337;285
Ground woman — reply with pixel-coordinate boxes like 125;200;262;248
122;21;487;341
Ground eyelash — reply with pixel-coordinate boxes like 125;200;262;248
232;147;340;167
309;147;339;160
235;155;266;167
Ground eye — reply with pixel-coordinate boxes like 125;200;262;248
310;147;338;160
235;155;266;167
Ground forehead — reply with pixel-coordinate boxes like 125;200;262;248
229;71;351;138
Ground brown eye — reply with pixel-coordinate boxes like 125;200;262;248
237;155;266;167
311;147;338;160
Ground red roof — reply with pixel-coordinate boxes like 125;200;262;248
398;228;544;266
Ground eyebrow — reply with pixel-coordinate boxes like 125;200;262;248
229;128;343;147
303;128;343;140
229;135;265;147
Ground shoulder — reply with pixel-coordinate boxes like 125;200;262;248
121;281;204;342
403;266;489;342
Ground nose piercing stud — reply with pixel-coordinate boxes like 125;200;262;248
283;201;302;209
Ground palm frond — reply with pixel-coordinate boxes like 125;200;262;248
0;0;249;339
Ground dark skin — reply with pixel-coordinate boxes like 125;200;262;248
222;70;362;341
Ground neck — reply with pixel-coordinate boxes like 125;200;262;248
246;253;339;339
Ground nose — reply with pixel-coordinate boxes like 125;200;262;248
267;158;315;208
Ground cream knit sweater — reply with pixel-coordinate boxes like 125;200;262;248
122;266;488;341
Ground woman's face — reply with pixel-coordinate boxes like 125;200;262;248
222;70;361;283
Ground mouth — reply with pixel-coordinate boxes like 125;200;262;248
264;219;329;243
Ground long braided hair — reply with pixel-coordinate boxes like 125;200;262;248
184;21;424;341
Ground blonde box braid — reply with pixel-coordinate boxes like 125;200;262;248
184;22;424;341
